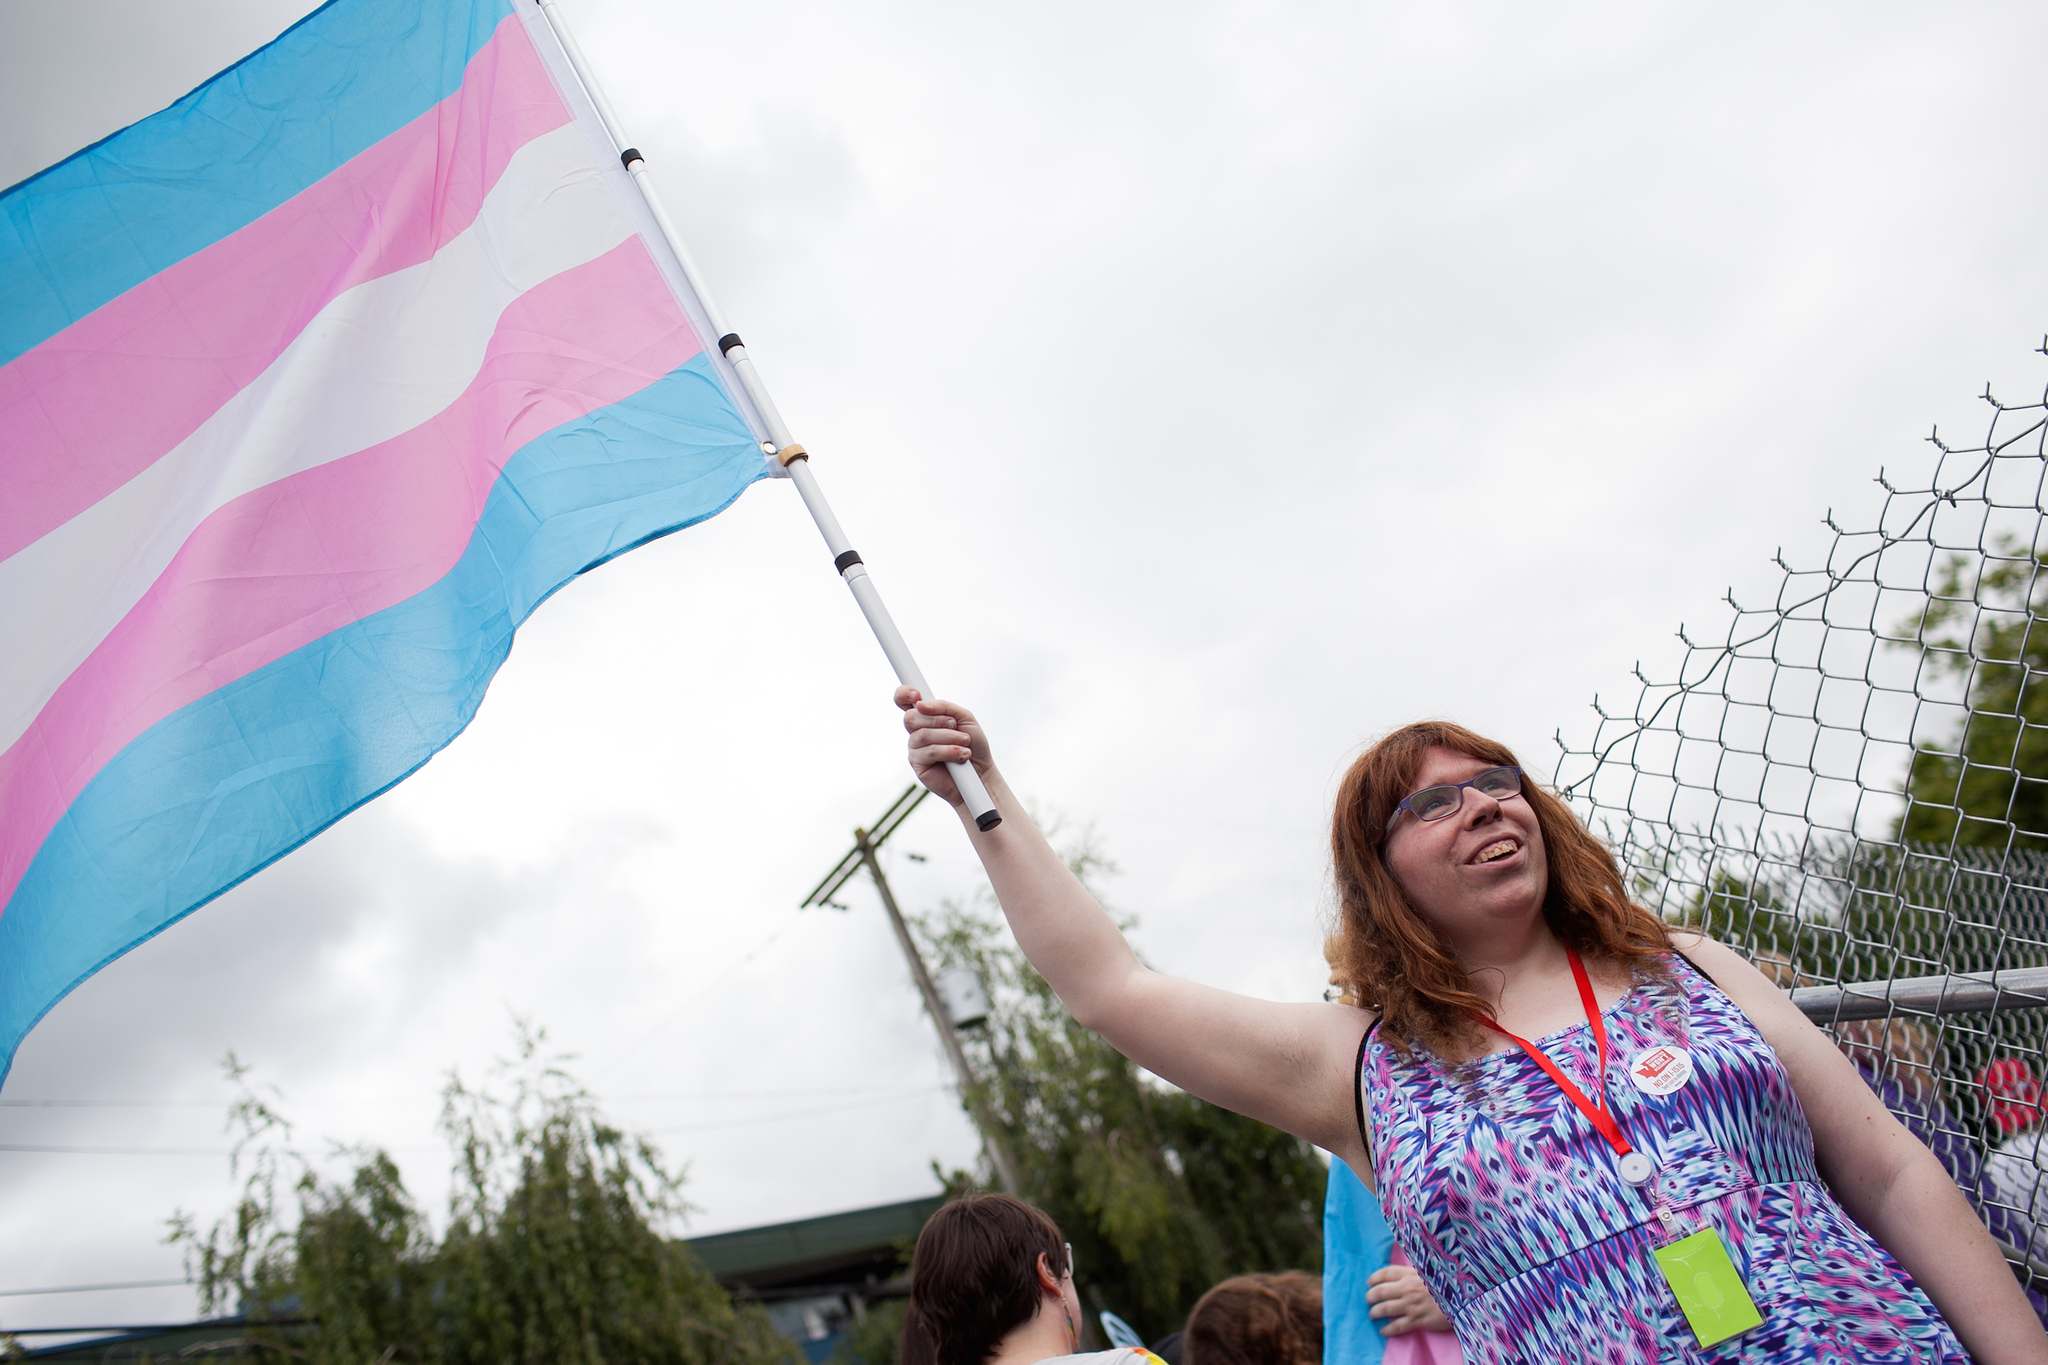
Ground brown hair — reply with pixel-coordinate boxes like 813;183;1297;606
902;1194;1066;1365
1329;721;1671;1054
1182;1271;1321;1365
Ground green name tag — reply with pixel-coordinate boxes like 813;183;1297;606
1653;1228;1764;1346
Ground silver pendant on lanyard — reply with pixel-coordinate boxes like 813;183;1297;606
1617;1149;1656;1186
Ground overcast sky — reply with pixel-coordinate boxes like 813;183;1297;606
5;0;2048;1343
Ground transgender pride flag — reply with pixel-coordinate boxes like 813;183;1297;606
0;0;775;1081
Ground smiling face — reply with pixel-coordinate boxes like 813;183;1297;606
1381;746;1549;951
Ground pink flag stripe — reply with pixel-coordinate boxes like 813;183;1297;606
0;238;699;915
0;14;566;564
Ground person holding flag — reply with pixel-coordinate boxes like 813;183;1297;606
899;697;2048;1361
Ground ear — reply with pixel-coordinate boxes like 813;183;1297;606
1036;1252;1063;1295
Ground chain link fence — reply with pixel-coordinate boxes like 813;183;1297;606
1554;339;2048;1296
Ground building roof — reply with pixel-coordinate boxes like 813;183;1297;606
23;1318;275;1361
686;1194;943;1295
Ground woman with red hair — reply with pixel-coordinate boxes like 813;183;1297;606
1182;1271;1322;1365
899;693;2047;1362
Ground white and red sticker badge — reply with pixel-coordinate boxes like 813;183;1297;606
1628;1044;1695;1096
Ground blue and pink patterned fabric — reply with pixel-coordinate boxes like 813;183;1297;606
0;0;772;1084
1359;955;1966;1362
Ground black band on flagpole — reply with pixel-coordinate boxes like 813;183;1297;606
619;148;642;169
834;551;863;574
719;333;744;356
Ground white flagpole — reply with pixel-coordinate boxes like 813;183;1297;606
532;0;1002;832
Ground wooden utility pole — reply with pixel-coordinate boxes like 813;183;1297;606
805;787;1022;1196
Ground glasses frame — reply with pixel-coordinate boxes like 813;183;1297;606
1383;765;1524;836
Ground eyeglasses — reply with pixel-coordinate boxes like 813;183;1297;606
1384;766;1523;834
1063;1243;1074;1279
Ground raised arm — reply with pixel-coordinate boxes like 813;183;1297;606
899;689;1371;1173
1679;934;2048;1362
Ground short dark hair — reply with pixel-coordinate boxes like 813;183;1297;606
1182;1272;1321;1365
903;1194;1066;1365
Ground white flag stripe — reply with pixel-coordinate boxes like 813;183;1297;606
0;123;632;757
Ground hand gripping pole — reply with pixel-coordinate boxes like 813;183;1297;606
531;0;1000;832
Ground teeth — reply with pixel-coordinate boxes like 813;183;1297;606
1477;841;1517;863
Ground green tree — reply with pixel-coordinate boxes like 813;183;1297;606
169;1033;798;1365
1899;538;2048;853
837;1297;908;1365
907;825;1326;1346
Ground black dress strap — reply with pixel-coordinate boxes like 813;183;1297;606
1353;1018;1381;1157
1672;946;1729;997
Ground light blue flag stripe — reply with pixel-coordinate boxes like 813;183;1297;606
0;0;511;365
0;353;765;1081
1324;1159;1394;1365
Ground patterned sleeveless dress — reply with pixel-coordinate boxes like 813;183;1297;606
1356;954;1968;1362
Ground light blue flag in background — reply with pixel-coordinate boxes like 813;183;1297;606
1322;1159;1394;1364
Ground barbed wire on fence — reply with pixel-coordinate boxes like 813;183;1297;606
1553;336;2048;1293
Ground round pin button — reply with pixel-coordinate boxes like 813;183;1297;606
1617;1150;1656;1185
1627;1044;1695;1097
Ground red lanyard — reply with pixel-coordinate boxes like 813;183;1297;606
1472;948;1634;1162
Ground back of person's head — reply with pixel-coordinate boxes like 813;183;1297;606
903;1193;1067;1365
1182;1272;1322;1365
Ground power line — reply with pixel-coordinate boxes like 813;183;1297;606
606;1085;924;1102
0;1143;230;1157
0;1084;931;1109
597;907;804;1081
642;1085;945;1136
0;1087;947;1155
0;1100;219;1109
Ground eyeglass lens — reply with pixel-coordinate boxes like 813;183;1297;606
1408;766;1520;822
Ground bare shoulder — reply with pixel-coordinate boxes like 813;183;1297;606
1669;930;1773;992
1315;999;1380;1185
1296;996;1380;1095
1316;996;1381;1044
1668;931;1836;1054
1110;971;1379;1171
1671;932;1783;997
1671;935;1913;1169
1183;990;1380;1180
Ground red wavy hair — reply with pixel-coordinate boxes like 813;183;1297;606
1329;721;1671;1054
1184;1271;1321;1365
